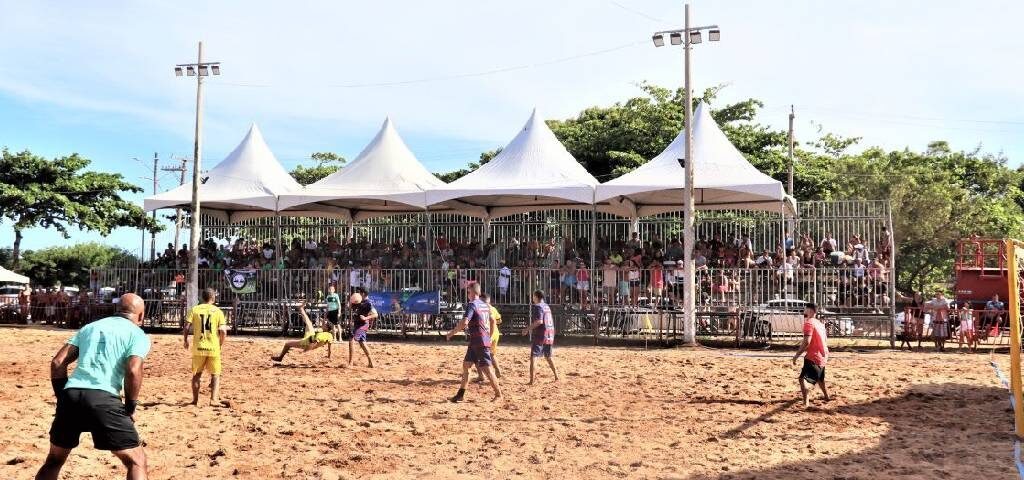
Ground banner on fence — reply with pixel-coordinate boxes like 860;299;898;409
224;269;257;294
367;290;440;315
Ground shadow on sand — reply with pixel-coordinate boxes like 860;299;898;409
684;382;1014;479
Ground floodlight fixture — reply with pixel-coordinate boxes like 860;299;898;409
709;29;720;41
211;64;220;75
186;66;196;76
670;32;682;45
174;66;183;76
689;31;702;44
652;34;665;47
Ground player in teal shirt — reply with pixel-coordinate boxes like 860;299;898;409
38;293;151;480
325;283;342;341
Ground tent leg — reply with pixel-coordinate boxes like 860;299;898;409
590;205;598;344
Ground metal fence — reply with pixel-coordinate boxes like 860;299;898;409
88;200;894;346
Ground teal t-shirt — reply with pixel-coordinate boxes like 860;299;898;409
65;316;151;396
326;293;341;312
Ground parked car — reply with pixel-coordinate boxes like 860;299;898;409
742;299;853;340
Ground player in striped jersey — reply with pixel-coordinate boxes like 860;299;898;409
524;290;559;385
446;282;502;402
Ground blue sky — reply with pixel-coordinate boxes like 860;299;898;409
2;0;1022;256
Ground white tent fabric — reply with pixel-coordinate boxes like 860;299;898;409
143;124;302;221
424;109;598;219
0;266;29;284
277;118;453;221
596;102;794;217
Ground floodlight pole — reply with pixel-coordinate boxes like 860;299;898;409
186;41;205;308
681;3;697;346
652;4;718;345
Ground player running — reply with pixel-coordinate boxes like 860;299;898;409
183;288;228;407
348;290;377;368
447;282;502;402
523;290;559;385
475;293;503;382
270;301;333;363
37;293;150;480
792;302;831;407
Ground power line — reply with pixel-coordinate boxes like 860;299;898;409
607;0;672;24
213;40;646;90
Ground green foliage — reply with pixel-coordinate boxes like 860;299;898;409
20;242;138;288
0;148;159;270
291;151;347;186
435;149;501;183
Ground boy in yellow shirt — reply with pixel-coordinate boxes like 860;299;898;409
183;288;228;406
271;301;333;363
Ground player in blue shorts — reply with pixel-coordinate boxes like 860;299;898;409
523;290;560;385
348;291;377;368
446;282;502;402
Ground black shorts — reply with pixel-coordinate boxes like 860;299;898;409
50;388;140;451
326;309;340;326
799;359;825;385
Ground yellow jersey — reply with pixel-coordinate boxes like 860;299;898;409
301;331;334;347
489;305;502;340
188;303;227;357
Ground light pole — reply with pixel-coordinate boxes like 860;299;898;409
652;4;719;346
174;42;220;308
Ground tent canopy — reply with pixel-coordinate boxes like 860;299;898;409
277;118;456;221
596;102;795;217
0;266;30;285
143;124;301;222
424;109;598;219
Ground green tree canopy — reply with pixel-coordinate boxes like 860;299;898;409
291;151;347;186
0;148;159;270
19;243;138;288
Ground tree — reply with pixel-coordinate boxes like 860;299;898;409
435;149;500;183
0;148;159;271
20;243;138;288
291;151;347;186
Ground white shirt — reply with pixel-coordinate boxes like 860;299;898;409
498;266;511;288
349;269;362;287
305;240;318;250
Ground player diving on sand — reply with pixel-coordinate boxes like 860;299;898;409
270;301;333;363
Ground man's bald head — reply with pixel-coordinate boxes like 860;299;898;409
349;292;363;304
117;293;145;325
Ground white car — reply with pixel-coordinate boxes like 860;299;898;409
743;299;854;339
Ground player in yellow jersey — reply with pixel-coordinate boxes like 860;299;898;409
271;300;333;363
475;293;503;382
182;288;228;407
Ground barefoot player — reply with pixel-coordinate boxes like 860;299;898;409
523;290;559;385
446;282;502;402
325;283;342;341
475;293;502;382
348;291;377;368
271;301;333;363
183;288;228;406
792;302;831;407
37;293;150;480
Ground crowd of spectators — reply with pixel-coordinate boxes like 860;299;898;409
141;227;893;311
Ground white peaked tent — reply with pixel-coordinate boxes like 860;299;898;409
277;118;451;221
0;266;30;285
424;109;598;219
596;102;795;217
143;124;303;221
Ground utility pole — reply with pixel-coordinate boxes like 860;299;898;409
174;41;221;308
150;152;158;263
787;105;795;196
161;157;188;265
651;4;720;346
